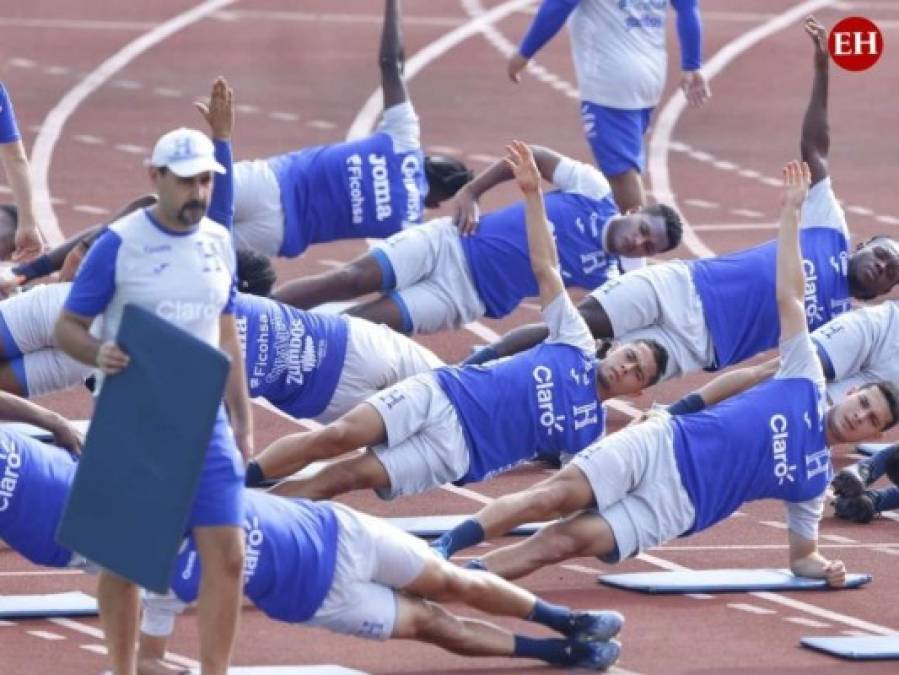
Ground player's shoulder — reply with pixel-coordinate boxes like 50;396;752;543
107;207;148;236
197;217;232;241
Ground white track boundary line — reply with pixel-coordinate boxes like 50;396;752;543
31;0;237;247
647;0;838;259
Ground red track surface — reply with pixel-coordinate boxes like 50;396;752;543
1;2;898;673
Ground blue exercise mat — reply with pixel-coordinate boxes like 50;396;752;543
856;443;891;457
56;304;230;594
801;635;899;660
599;568;872;593
387;515;545;538
0;591;97;619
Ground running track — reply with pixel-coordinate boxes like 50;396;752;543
1;1;898;673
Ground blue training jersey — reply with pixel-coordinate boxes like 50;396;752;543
436;293;604;483
171;491;338;623
0;83;21;144
672;361;830;534
234;293;348;418
0;430;76;567
462;191;620;318
689;227;850;369
268;132;427;257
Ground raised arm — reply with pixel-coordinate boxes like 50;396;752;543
453;144;563;235
777;160;811;343
379;0;408;109
671;0;710;107
800;16;830;186
668;357;780;414
195;77;234;229
508;0;579;83
507;141;563;308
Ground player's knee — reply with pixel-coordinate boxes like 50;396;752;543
577;296;613;338
533;523;587;562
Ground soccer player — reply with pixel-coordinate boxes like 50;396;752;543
463;17;899;378
272;140;682;335
507;0;709;212
432;161;898;587
246;142;668;503
232;0;470;258
54;120;250;674
138;489;624;673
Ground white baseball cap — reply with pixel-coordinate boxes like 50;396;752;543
149;127;225;177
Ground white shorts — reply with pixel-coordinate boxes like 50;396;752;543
589;260;714;380
571;413;695;561
0;282;69;353
367;372;469;499
232;159;285;256
307;503;436;640
374;217;485;334
22;349;93;397
318;317;443;424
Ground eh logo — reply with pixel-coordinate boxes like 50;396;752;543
829;17;883;72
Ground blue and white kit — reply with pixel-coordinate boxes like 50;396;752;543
572;330;829;561
231;101;427;257
145;491;435;642
64;206;244;528
366;291;604;498
517;0;702;175
591;177;851;379
373;157;642;334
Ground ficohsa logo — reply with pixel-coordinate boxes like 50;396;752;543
828;16;883;72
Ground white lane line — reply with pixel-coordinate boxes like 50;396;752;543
235;104;260;114
110;79;143;90
728;603;776;615
683;198;719;209
691;223;777;232
819;534;858;545
731;209;764;218
27;630;66;640
153;87;182;98
346;0;537;141
784;616;831;628
43;65;70;76
0;569;83;577
212;9;465;29
426;144;464;155
31;0;238;246
79;644;107;655
686;593;714;600
0;17;154;31
113;143;148;155
8;57;36;68
72;134;105;145
306;119;336;130
269;111;300;122
72;205;111;215
661;542;897;551
759;520;789;530
0;619;15;626
647;0;839;260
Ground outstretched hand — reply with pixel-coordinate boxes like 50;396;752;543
804;15;828;67
680;70;710;108
506;52;528;83
504;140;541;195
781;160;811;210
194;76;234;140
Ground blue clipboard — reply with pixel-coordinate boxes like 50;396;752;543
56;304;230;593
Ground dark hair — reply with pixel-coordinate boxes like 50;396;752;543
424;155;472;199
0;203;18;227
637;338;668;386
236;249;276;297
861;381;899;431
643;203;682;252
883;444;899;486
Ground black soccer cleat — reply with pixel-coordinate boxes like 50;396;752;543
831;464;871;498
833;492;878;524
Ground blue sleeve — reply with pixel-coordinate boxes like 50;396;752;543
207;139;233;230
812;338;836;382
671;0;702;71
518;0;580;59
0;83;22;144
63;229;121;317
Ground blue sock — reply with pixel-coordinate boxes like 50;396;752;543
513;635;586;666
865;444;899;482
875;485;899;512
461;346;499;366
433;518;484;557
527;599;574;635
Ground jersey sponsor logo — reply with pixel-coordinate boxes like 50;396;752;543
244;515;263;582
620;0;666;30
143;244;172;254
369;153;392;221
346;154;365;225
802;258;825;325
0;444;21;512
401;155;422;222
157;299;221;322
534;365;565;434
769;414;797;486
